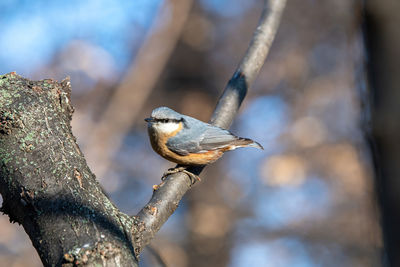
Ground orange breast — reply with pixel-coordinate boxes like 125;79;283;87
148;123;223;165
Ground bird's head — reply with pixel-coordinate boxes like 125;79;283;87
145;107;185;134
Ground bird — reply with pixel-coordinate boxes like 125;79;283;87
145;106;263;182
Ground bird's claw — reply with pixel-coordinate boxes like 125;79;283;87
162;167;200;184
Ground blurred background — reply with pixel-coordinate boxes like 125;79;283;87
0;0;383;266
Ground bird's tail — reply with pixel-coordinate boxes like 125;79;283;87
233;138;264;150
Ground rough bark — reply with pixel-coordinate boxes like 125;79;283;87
0;73;138;266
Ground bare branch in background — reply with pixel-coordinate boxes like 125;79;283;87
84;0;193;178
134;0;287;254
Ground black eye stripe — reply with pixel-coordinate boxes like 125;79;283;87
155;118;181;123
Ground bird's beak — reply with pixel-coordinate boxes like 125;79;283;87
145;117;155;123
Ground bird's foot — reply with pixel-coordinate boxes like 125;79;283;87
162;166;200;184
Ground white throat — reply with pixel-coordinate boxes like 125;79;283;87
152;122;180;134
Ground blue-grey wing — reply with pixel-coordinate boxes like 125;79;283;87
166;138;199;156
166;120;237;155
197;126;238;150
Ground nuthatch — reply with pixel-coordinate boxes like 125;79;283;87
145;107;263;181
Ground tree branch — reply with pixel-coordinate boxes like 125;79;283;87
134;0;287;254
211;0;287;128
0;73;138;266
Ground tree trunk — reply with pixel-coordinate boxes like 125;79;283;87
364;0;400;266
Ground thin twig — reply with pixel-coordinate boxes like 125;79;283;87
134;0;286;255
